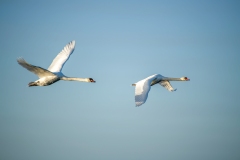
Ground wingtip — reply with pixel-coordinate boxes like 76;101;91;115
17;57;26;63
66;40;76;49
170;88;177;92
135;102;144;107
70;40;75;46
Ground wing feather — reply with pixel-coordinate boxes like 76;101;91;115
48;41;75;72
17;58;55;78
134;75;158;106
159;80;177;92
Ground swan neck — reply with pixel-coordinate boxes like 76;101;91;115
61;77;88;82
162;77;182;81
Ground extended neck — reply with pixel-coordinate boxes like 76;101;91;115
61;77;89;82
162;77;182;81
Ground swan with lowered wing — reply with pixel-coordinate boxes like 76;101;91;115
132;74;189;106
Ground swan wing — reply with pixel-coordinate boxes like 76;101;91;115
48;41;75;72
17;58;55;78
159;80;177;92
134;75;158;106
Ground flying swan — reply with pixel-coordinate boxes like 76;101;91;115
132;74;190;106
17;41;96;87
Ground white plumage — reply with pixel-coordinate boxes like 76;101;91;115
48;41;75;73
17;41;96;87
132;74;190;106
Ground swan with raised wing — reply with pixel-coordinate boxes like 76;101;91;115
17;41;96;87
132;74;189;106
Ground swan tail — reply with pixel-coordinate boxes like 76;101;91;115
28;82;38;87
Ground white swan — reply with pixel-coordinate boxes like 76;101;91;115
17;41;96;87
132;74;190;106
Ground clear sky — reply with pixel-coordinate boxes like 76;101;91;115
1;0;240;160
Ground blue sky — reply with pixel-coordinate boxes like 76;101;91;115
0;0;240;160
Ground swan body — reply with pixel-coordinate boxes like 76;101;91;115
17;41;96;87
132;74;190;106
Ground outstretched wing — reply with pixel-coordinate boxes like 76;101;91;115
48;41;75;73
159;80;177;92
134;75;158;106
17;58;55;78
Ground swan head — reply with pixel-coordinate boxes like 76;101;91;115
181;77;190;81
88;78;96;83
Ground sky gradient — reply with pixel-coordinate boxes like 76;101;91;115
1;0;240;160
